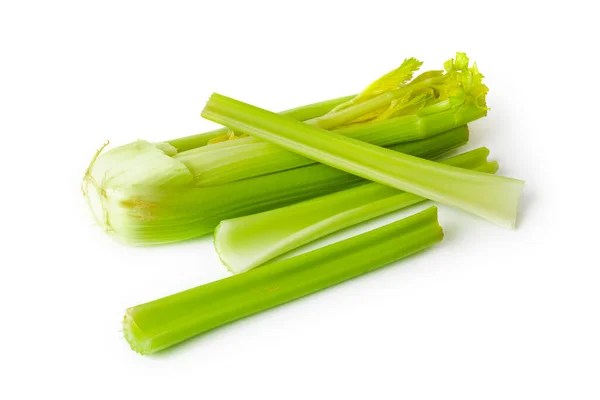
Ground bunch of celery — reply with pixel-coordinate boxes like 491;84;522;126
81;53;527;355
83;53;489;244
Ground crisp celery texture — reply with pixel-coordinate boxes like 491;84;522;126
123;207;443;354
84;128;466;245
84;53;489;244
201;87;524;228
215;148;498;274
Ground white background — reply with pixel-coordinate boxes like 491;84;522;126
1;1;599;399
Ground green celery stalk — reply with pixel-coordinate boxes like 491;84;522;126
175;109;482;186
175;54;487;186
201;93;525;228
124;206;444;354
215;148;498;274
87;128;467;245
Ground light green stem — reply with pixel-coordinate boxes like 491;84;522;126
215;148;498;274
177;97;484;186
202;93;524;228
123;206;443;354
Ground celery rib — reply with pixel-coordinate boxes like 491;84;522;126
202;93;524;228
175;111;482;186
123;206;443;354
173;53;487;186
215;148;498;274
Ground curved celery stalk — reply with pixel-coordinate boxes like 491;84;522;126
123;206;443;354
86;127;467;245
201;93;525;228
166;94;354;152
215;148;498;274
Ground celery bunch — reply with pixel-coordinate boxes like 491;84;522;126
83;53;487;244
107;53;528;356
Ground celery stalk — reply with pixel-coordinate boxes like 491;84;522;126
175;54;487;186
88;127;466;245
175;109;482;186
123;206;443;354
215;148;498;274
201;93;525;228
